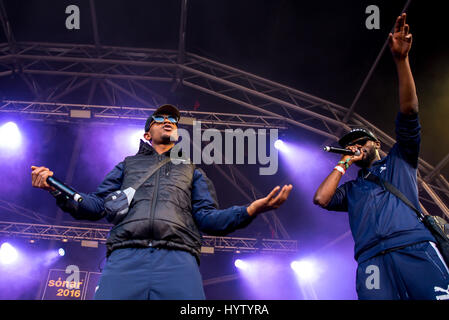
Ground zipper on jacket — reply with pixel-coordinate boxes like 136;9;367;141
149;155;162;242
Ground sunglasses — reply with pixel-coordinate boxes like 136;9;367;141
151;115;178;124
346;138;370;147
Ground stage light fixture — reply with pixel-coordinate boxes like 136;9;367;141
130;130;145;150
291;260;317;282
274;139;288;152
58;248;65;257
0;242;18;265
0;122;22;149
234;259;249;270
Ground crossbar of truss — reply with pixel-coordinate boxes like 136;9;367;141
0;41;447;215
0;221;298;253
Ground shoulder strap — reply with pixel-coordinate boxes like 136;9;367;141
131;157;171;191
364;172;425;221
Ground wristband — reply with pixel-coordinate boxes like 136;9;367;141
334;165;346;175
338;158;351;169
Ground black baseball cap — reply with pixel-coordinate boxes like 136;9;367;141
338;127;379;148
144;104;181;132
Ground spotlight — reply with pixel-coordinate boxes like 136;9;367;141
130;130;145;150
274;139;288;152
0;122;22;149
234;259;249;270
0;242;18;265
291;260;318;282
58;248;65;257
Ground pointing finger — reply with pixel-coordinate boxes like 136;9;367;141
404;24;409;36
399;13;406;34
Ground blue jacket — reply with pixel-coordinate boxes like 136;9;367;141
59;164;253;232
325;112;435;263
56;142;255;259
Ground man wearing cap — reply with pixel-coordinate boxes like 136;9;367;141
31;104;292;300
313;14;449;299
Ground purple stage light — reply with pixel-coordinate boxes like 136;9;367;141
274;139;287;152
234;259;249;270
0;242;18;265
291;260;318;282
0;122;22;149
129;129;145;150
233;256;292;299
58;248;65;257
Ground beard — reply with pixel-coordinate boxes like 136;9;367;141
159;130;178;144
158;133;174;144
354;147;377;168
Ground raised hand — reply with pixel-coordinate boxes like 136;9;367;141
388;13;413;60
246;184;293;217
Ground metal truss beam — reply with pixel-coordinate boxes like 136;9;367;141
0;41;447;216
89;0;101;50
214;164;291;239
0;221;298;254
420;180;449;220
0;100;288;130
212;164;288;240
0;221;109;242
0;42;345;137
201;236;297;253
425;152;449;183
171;0;188;92
0;0;15;51
0;199;54;224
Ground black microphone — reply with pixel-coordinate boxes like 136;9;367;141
323;146;361;156
47;176;83;203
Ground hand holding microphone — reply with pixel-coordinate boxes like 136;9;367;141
323;145;364;171
31;166;83;202
323;146;361;156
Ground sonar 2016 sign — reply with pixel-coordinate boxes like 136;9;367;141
41;266;101;300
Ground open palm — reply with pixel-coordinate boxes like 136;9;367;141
246;184;293;217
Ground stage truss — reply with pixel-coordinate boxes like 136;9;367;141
0;220;298;254
0;0;448;246
0;42;447;220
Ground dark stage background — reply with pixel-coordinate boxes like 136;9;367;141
0;0;448;300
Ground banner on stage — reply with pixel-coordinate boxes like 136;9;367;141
41;268;101;300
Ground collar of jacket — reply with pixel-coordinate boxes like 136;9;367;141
357;157;387;178
137;139;173;157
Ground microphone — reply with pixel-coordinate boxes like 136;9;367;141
323;146;361;156
47;176;83;203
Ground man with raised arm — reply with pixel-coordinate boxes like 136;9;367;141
313;14;449;300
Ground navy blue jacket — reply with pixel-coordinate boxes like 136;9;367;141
57;149;254;238
325;112;435;263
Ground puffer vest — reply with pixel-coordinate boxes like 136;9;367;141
106;140;202;262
